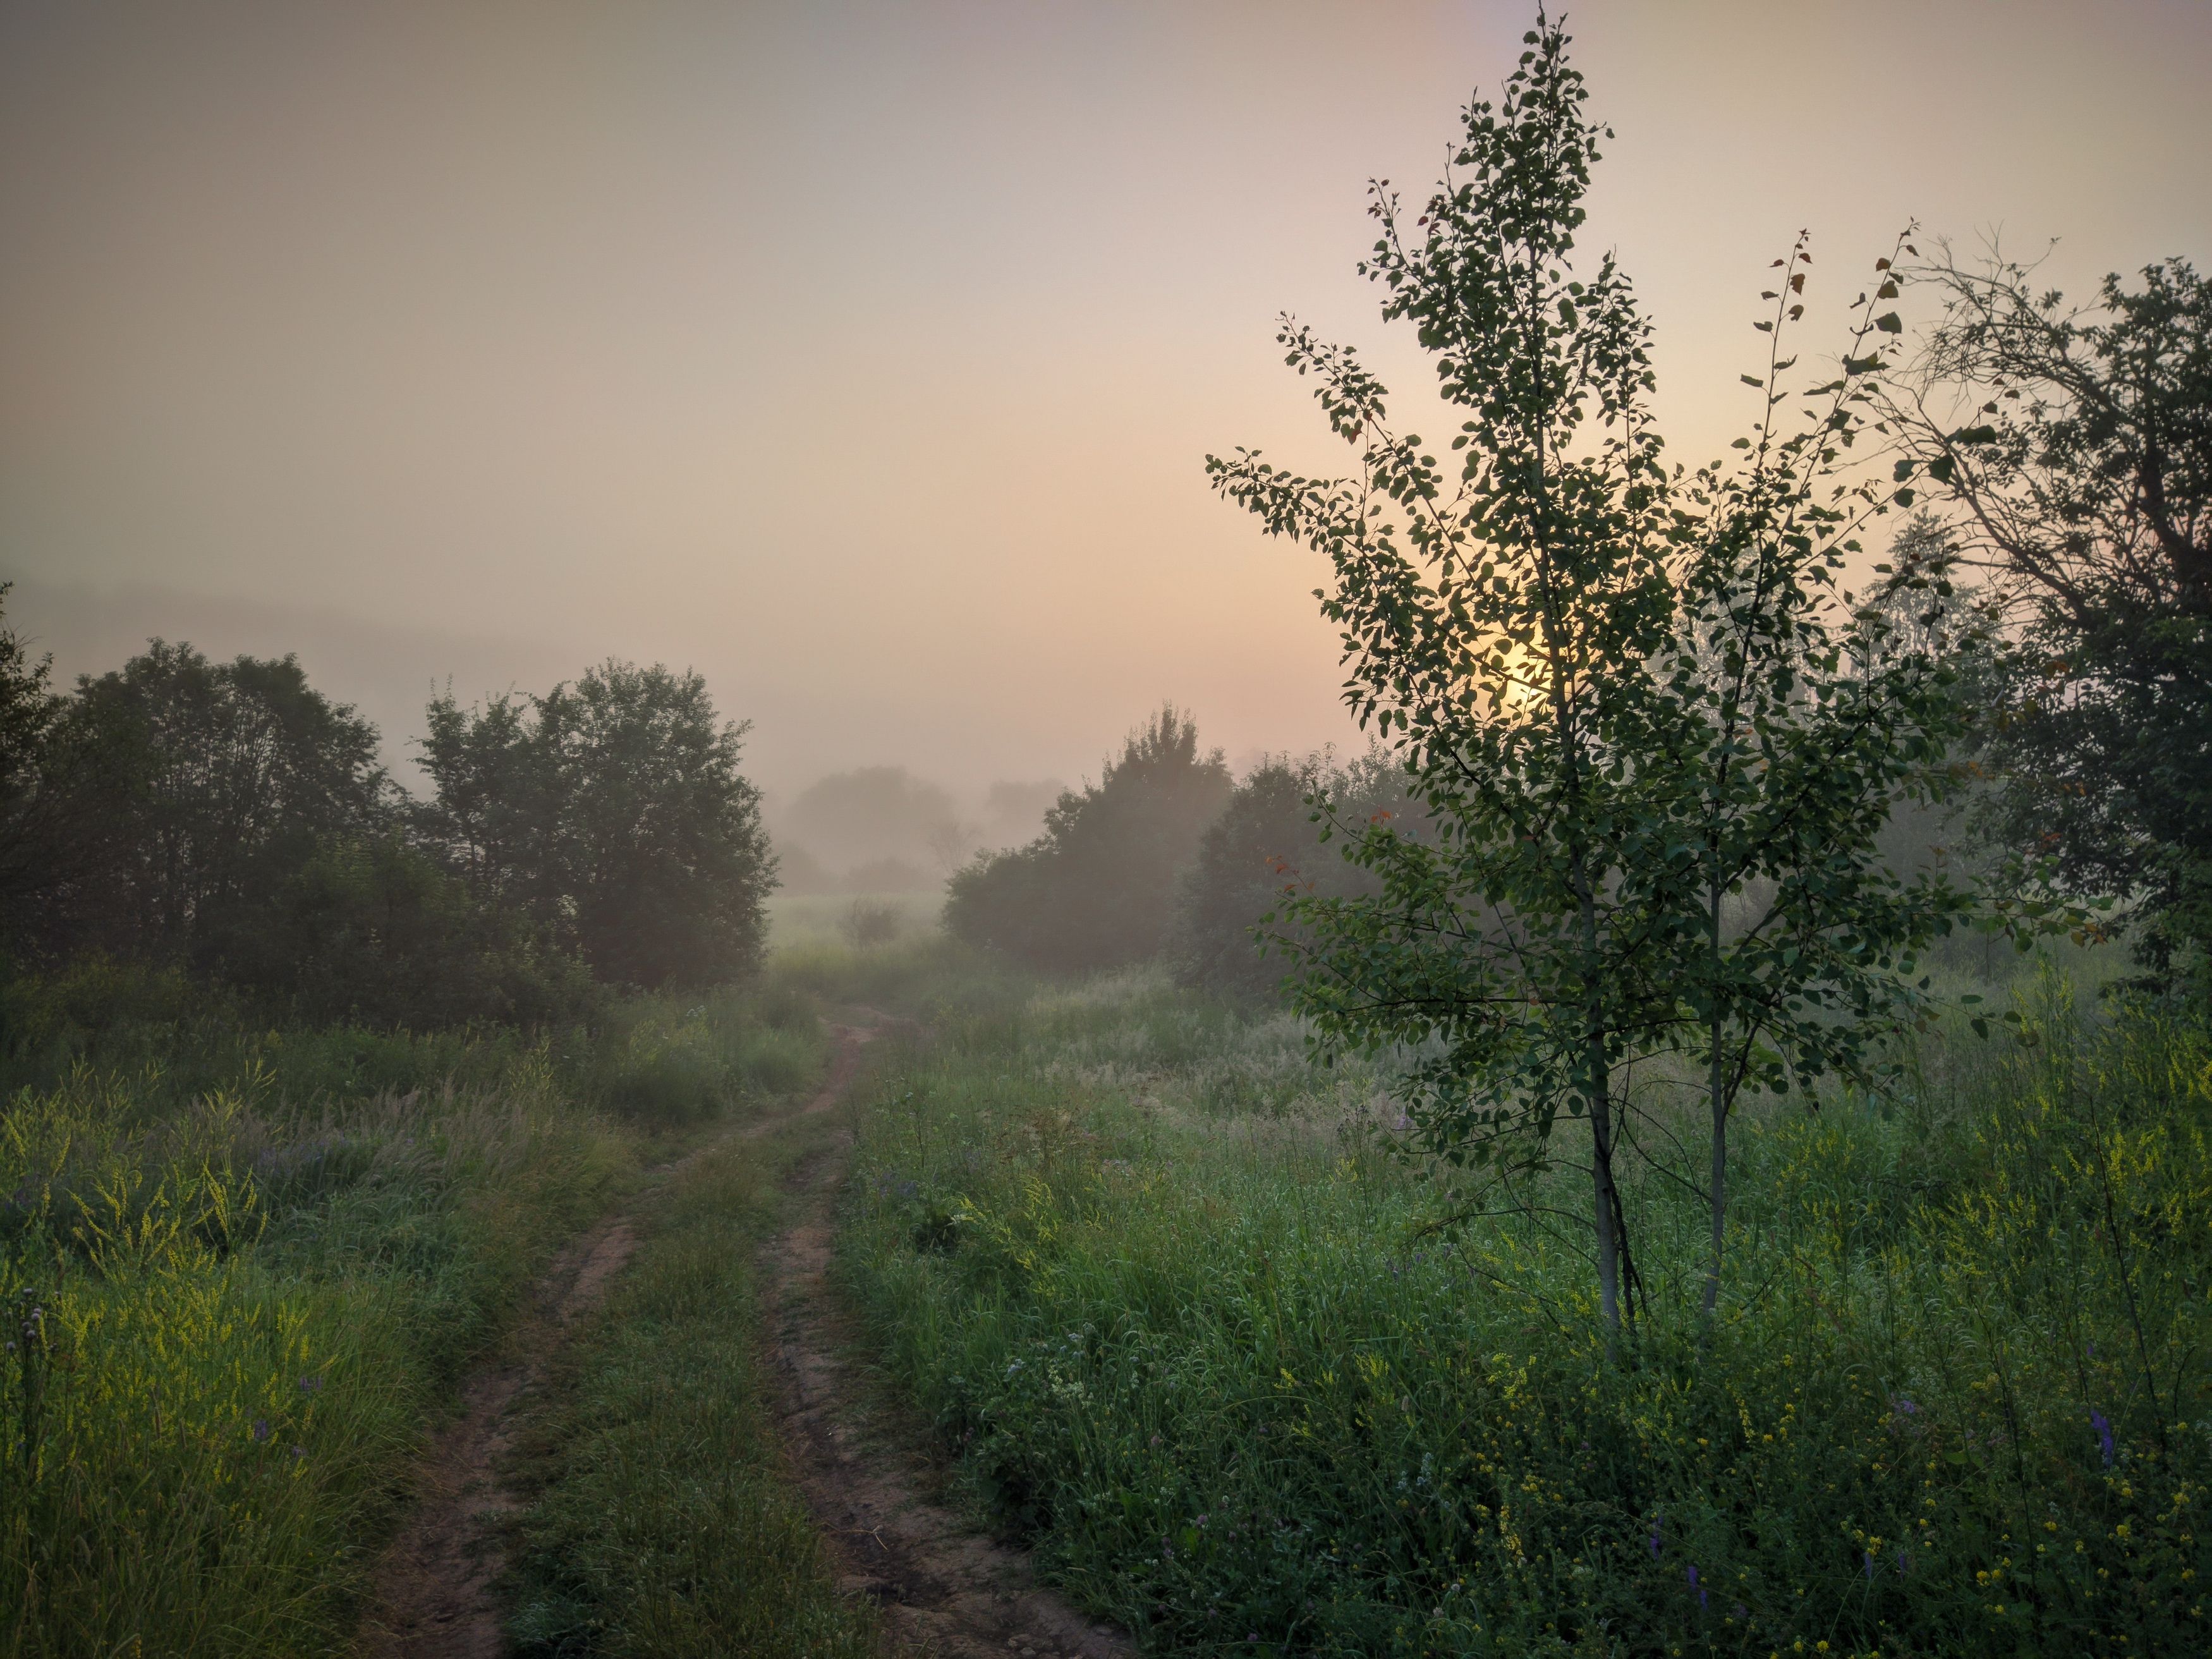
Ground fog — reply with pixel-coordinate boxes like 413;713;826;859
4;0;2207;808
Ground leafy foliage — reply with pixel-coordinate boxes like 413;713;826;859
1896;255;2212;988
1169;746;1416;999
25;641;392;975
945;705;1231;974
419;660;774;988
1209;14;1981;1328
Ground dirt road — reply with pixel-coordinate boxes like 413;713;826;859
358;1017;1130;1658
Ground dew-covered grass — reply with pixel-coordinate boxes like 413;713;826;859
837;962;2211;1656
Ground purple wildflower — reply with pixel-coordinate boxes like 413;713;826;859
251;1419;270;1443
2091;1409;2115;1466
1892;1395;1918;1416
1864;1550;1876;1578
1649;1519;1663;1559
1687;1564;1706;1609
300;1375;322;1393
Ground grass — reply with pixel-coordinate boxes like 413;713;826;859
834;959;2212;1657
504;1103;875;1657
767;890;947;952
0;963;829;1657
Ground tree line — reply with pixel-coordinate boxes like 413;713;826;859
0;628;772;1026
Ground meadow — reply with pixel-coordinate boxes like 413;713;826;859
835;947;2211;1657
0;959;827;1656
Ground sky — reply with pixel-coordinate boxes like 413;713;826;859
3;0;2208;809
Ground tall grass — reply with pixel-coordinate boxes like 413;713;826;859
0;966;827;1656
839;964;2211;1656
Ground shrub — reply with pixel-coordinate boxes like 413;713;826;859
945;705;1231;973
1170;747;1418;999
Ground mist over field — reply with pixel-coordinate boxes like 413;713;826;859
5;5;2211;1656
8;1;2206;805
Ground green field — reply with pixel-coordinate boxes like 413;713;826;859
830;948;2211;1656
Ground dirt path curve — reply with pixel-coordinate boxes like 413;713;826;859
357;1026;879;1658
760;1018;1134;1659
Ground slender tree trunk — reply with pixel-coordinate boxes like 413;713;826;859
1702;882;1726;1322
1587;1030;1624;1339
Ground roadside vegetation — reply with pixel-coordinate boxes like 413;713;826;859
0;601;806;1651
839;956;2208;1656
0;966;823;1654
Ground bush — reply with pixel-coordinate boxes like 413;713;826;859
1170;746;1418;999
840;897;904;949
945;705;1231;973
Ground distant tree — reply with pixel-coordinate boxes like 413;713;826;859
415;688;553;909
1208;13;1982;1334
240;833;593;1027
946;705;1231;973
422;661;773;988
780;765;965;880
1892;254;2212;990
39;641;391;973
1170;747;1417;999
0;584;66;932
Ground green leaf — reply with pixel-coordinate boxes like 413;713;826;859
1740;375;1765;387
1875;312;1904;334
1892;459;1916;483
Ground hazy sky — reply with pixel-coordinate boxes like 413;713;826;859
4;1;2208;803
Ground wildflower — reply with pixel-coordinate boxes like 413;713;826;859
1150;1433;1164;1448
1892;1395;1918;1416
300;1375;322;1393
1688;1564;1707;1610
251;1419;270;1443
2091;1409;2116;1467
1650;1516;1663;1559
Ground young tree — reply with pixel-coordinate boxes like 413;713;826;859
1209;13;1984;1335
1890;255;2212;989
1641;241;1981;1320
1209;16;1677;1335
